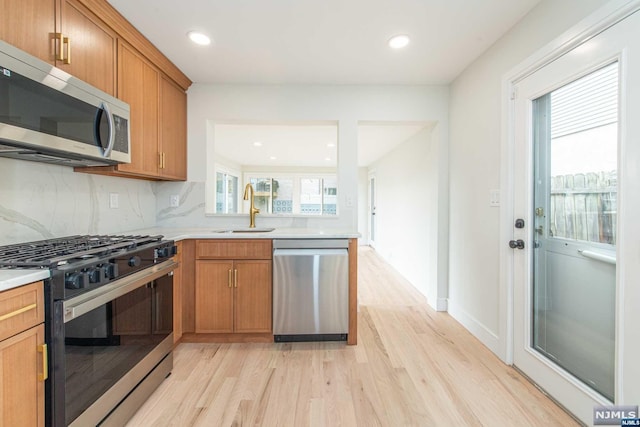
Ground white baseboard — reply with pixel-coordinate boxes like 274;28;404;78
448;301;501;357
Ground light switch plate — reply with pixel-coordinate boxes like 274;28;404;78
489;189;500;207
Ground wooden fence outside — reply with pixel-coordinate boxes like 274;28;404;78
549;171;617;244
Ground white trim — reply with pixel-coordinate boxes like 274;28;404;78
500;0;640;367
436;297;448;312
448;301;500;355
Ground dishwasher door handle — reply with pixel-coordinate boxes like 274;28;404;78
273;248;348;257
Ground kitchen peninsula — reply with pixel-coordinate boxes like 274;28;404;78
135;227;359;346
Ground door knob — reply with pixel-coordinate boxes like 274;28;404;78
509;239;525;249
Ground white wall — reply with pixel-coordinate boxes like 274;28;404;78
357;167;369;244
448;0;611;357
158;85;449;232
0;158;156;245
368;127;438;301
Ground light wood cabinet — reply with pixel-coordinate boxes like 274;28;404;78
195;240;272;335
0;282;46;427
0;0;116;95
0;0;55;64
159;76;188;180
57;0;117;95
110;40;160;177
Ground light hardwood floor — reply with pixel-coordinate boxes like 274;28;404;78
127;246;578;427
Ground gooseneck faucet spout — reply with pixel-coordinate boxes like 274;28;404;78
243;183;260;228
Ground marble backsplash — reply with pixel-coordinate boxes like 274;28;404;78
154;181;349;230
0;158;157;245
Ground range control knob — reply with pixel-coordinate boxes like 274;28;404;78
128;256;141;267
65;272;88;289
102;262;119;279
156;247;170;258
87;268;105;284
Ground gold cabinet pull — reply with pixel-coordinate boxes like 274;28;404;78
38;344;48;381
65;36;71;64
234;269;238;288
228;269;232;288
55;33;65;61
0;303;37;322
54;33;71;64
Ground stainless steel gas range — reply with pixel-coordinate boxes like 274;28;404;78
0;234;177;426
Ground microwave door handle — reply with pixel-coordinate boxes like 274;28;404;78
99;102;116;158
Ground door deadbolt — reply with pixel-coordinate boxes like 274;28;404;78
515;219;525;228
509;239;525;250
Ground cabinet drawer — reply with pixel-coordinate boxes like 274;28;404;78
0;282;44;342
196;240;272;260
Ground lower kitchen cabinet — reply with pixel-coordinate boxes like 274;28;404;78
195;259;272;333
0;281;46;427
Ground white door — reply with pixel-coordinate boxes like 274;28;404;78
512;10;640;424
368;174;377;247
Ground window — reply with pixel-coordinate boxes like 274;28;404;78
215;170;239;213
245;173;337;216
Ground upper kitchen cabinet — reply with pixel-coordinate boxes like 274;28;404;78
0;0;55;64
159;76;188;180
113;40;160;177
0;0;117;95
57;0;117;95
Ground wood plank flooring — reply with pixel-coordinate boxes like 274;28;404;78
126;246;578;427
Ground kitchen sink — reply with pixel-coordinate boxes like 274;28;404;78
214;227;275;233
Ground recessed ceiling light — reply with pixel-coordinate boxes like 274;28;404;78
253;141;263;147
325;157;331;161
388;34;410;49
269;156;277;160
327;143;335;148
187;31;211;46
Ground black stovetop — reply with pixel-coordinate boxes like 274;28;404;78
0;234;163;269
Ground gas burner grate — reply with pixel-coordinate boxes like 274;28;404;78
0;234;163;268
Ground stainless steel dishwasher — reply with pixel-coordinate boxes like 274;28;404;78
273;239;349;342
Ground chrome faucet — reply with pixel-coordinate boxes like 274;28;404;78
243;183;260;228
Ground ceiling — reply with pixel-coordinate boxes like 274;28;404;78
106;0;540;85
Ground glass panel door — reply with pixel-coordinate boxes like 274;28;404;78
532;63;617;401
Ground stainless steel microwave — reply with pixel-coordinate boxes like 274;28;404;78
0;40;130;167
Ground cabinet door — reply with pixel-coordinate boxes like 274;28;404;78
195;261;234;333
117;40;160;177
234;260;272;333
58;0;116;95
0;0;55;64
0;324;45;427
159;76;187;180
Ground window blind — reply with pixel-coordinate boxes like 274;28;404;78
550;62;618;139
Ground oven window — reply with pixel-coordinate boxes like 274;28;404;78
63;277;172;425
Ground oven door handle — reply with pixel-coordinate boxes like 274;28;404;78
63;259;178;323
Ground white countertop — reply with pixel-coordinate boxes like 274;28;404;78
0;227;359;292
124;227;360;242
0;269;50;292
